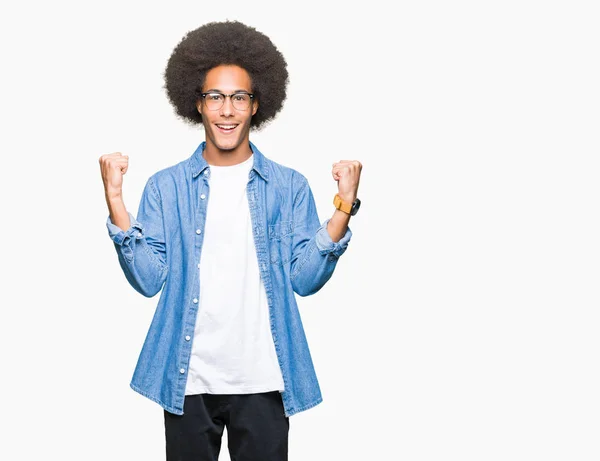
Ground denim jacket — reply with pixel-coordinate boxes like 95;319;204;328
105;141;352;417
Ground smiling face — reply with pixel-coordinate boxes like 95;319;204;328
196;65;259;163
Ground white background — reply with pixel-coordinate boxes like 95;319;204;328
1;0;599;460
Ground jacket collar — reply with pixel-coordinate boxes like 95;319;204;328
190;141;269;182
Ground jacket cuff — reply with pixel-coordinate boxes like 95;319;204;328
314;218;352;258
106;212;144;246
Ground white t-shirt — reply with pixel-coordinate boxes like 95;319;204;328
185;154;285;395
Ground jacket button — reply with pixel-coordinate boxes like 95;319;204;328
193;298;198;304
196;229;202;234
185;335;191;341
179;368;185;374
200;194;206;200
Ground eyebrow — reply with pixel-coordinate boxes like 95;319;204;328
203;89;251;93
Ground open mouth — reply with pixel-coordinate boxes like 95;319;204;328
215;124;238;133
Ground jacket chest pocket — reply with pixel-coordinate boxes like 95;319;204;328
268;220;293;265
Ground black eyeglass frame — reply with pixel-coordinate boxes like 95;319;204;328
199;91;255;111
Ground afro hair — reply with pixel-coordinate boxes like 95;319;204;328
163;20;289;130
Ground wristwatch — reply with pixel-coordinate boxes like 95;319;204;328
333;193;361;216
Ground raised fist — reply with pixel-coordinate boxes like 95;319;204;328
99;152;129;198
332;160;362;203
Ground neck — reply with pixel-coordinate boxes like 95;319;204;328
203;140;253;166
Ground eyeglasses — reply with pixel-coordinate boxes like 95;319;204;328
200;92;255;111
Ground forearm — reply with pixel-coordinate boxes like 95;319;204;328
326;209;351;243
326;190;356;242
105;193;131;232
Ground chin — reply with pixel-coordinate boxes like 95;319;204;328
216;140;240;151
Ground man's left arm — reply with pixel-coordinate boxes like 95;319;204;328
290;160;362;296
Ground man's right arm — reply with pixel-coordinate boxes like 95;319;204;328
100;153;168;297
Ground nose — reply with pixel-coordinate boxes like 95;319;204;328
220;95;235;116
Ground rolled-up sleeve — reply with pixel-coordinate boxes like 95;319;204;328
106;176;168;297
290;177;352;297
315;218;352;257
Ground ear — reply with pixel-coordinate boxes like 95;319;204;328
196;100;202;114
251;99;259;116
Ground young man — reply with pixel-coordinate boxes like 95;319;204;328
99;20;362;460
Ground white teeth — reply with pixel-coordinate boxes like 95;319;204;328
217;125;236;129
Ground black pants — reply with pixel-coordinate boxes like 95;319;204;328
164;391;289;461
